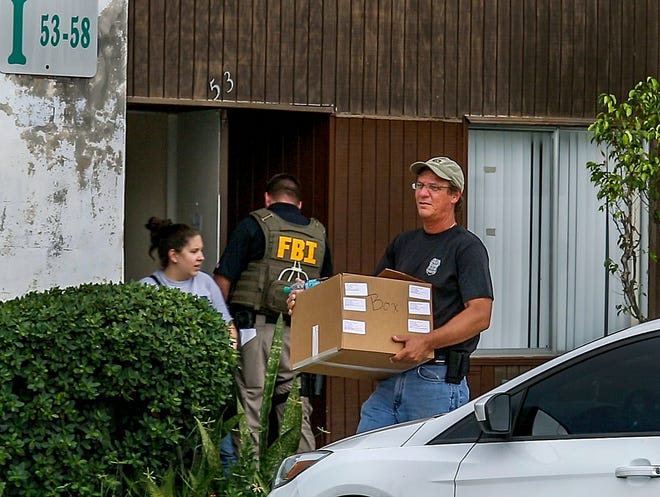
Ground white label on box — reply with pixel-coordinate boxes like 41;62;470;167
342;319;366;334
409;284;431;300
343;296;367;312
312;325;319;356
344;282;369;296
408;301;431;315
408;319;431;333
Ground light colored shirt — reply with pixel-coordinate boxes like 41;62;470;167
139;270;233;324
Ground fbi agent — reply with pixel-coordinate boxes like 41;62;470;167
214;173;333;454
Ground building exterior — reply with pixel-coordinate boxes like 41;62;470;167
0;0;128;299
2;0;658;444
126;0;659;443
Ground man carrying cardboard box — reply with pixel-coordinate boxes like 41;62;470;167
288;157;493;433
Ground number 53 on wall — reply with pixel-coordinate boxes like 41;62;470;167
0;0;98;78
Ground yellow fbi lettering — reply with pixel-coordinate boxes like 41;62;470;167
276;236;319;264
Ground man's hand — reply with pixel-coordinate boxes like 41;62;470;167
390;334;433;363
286;277;304;315
390;297;493;362
228;321;238;349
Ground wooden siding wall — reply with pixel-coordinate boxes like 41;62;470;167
329;117;467;274
128;0;660;120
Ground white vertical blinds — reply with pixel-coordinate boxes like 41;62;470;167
468;127;635;353
468;129;551;349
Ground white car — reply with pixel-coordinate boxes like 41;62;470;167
269;318;660;497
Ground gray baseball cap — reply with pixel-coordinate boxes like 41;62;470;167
409;157;464;192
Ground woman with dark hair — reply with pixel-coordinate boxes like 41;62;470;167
140;217;233;325
139;216;237;471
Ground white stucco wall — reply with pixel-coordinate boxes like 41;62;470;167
0;0;127;300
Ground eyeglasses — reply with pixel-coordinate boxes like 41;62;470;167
411;182;452;193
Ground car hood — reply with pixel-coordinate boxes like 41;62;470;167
320;417;433;450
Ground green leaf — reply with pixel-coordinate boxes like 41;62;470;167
587;76;660;323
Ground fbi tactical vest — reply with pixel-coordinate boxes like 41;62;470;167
230;208;326;314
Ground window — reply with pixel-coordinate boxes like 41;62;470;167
428;413;482;445
513;335;660;437
468;127;645;352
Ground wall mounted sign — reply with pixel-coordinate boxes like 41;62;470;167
0;0;98;77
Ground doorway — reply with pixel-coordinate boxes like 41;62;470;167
124;109;227;281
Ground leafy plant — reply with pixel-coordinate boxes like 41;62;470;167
140;314;303;496
0;282;237;496
587;76;660;322
141;418;228;497
256;315;302;470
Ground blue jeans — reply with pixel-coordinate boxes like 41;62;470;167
356;364;469;433
220;433;237;476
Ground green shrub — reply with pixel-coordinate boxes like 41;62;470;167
140;314;304;497
0;282;237;496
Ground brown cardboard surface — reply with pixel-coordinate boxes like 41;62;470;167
290;272;434;381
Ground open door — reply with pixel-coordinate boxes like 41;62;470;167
175;110;225;274
124;109;227;281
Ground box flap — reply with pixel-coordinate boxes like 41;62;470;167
377;268;426;283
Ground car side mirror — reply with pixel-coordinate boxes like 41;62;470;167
474;393;512;435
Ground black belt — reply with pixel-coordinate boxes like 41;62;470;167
430;352;446;365
232;306;290;327
262;313;290;326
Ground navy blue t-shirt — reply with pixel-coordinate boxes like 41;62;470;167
375;225;493;354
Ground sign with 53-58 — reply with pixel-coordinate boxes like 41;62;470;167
0;0;98;77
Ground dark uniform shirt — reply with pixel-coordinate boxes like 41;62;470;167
214;202;333;295
375;224;493;355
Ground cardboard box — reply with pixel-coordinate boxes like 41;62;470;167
290;270;434;380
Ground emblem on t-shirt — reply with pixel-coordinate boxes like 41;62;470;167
426;258;442;276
